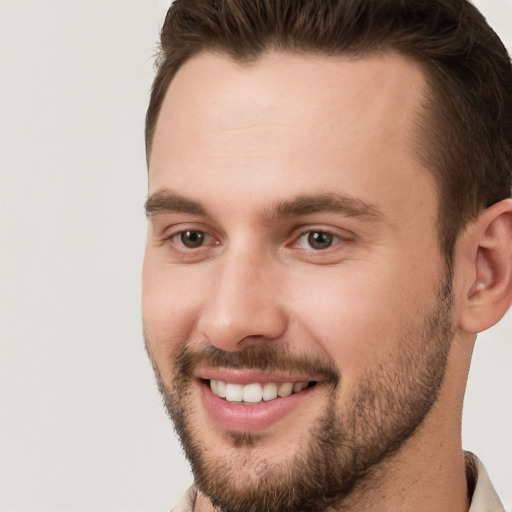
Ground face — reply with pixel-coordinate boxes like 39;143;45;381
143;52;456;511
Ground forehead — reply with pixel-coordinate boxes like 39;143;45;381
150;51;427;160
149;51;435;227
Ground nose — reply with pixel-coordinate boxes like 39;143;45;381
197;250;287;351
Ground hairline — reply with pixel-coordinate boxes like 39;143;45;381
146;45;435;161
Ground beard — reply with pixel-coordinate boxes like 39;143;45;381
147;273;455;512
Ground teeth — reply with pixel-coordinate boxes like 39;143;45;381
225;383;243;402
209;379;310;403
262;382;278;401
277;382;293;397
243;383;263;403
217;380;227;398
293;382;308;393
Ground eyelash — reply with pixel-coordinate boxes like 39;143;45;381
166;227;348;253
169;229;218;249
293;229;345;251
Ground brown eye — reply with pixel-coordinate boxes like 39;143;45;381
304;231;334;250
179;230;206;248
295;230;342;250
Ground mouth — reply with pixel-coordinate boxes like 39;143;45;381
195;371;320;432
206;379;317;404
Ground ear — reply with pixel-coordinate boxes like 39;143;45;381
458;198;512;334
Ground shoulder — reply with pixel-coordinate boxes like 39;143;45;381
466;452;506;512
169;485;197;512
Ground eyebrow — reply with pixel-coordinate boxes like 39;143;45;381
145;190;386;223
145;191;208;217
265;193;386;222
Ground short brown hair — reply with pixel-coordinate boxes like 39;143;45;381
145;0;512;260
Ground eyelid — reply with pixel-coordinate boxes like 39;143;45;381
158;222;221;250
296;231;339;250
169;229;218;246
290;226;354;249
157;219;212;239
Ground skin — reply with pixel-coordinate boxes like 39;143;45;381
142;51;512;511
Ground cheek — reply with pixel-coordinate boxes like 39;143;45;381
142;256;204;367
286;262;435;379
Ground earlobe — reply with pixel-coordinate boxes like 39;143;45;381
459;198;512;334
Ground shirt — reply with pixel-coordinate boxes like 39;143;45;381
169;452;505;512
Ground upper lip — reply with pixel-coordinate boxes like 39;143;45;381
196;368;315;385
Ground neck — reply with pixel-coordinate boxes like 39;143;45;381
332;332;474;512
194;445;469;512
322;419;469;512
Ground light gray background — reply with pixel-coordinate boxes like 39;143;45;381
0;1;510;510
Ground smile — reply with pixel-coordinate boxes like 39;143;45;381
209;379;313;404
197;372;320;432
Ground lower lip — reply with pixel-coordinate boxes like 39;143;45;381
199;381;316;432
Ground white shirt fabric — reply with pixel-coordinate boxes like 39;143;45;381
465;452;506;512
169;452;505;512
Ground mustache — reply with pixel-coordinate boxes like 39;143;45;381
173;343;341;385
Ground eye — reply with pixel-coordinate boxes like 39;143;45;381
175;230;209;248
297;230;339;250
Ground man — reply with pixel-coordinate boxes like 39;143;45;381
142;0;512;511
